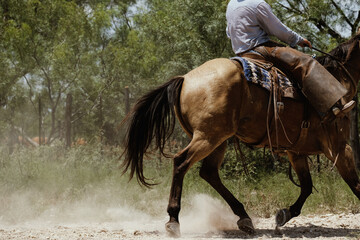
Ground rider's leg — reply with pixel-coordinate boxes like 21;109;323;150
254;43;354;118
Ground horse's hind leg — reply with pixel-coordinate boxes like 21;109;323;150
199;141;254;234
276;152;313;226
334;144;360;199
165;132;223;237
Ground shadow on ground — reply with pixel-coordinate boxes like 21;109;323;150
217;225;360;239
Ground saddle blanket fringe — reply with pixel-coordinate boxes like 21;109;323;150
231;56;300;99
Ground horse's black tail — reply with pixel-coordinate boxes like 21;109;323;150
121;76;184;187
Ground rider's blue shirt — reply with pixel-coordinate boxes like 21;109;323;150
226;0;304;54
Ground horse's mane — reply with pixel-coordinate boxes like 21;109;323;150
317;34;360;68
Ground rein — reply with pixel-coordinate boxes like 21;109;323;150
311;46;342;61
311;46;357;96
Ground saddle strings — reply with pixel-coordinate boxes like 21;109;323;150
267;70;294;158
266;83;274;157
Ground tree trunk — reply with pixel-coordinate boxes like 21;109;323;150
65;94;72;148
8;124;15;154
38;97;42;145
124;86;130;114
99;94;103;143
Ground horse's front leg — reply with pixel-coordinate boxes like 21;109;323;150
334;144;360;199
276;152;313;226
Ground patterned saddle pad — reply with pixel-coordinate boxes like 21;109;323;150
231;56;301;99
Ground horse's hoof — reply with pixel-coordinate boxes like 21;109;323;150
237;218;255;235
275;208;291;227
165;221;180;238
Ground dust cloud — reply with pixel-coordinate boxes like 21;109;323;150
0;189;238;236
181;194;238;233
1;188;360;239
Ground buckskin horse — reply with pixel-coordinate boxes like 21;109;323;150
122;31;360;236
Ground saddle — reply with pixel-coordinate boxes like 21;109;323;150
231;56;302;100
231;55;310;152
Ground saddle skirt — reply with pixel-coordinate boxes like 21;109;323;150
231;56;302;100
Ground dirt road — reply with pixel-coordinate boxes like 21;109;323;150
1;213;359;239
0;194;359;239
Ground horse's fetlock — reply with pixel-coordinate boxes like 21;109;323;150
167;204;180;220
290;207;301;217
293;210;300;217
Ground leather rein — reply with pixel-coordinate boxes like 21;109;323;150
311;46;357;96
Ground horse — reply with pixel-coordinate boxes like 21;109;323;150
122;31;360;237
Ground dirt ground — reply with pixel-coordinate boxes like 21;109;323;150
0;194;359;239
1;213;360;239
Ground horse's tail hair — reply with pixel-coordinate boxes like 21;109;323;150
121;76;184;187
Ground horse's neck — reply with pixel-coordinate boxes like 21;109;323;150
342;54;360;99
323;36;360;99
346;57;360;81
348;38;360;89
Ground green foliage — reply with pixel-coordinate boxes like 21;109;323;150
0;0;359;206
137;0;232;79
268;0;360;50
0;0;234;144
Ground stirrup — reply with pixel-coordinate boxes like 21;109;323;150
332;100;355;117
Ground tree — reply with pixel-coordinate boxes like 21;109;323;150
136;0;232;79
268;0;360;48
0;0;138;144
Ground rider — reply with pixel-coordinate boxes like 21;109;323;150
226;0;355;119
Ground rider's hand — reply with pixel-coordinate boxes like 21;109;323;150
298;39;312;48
